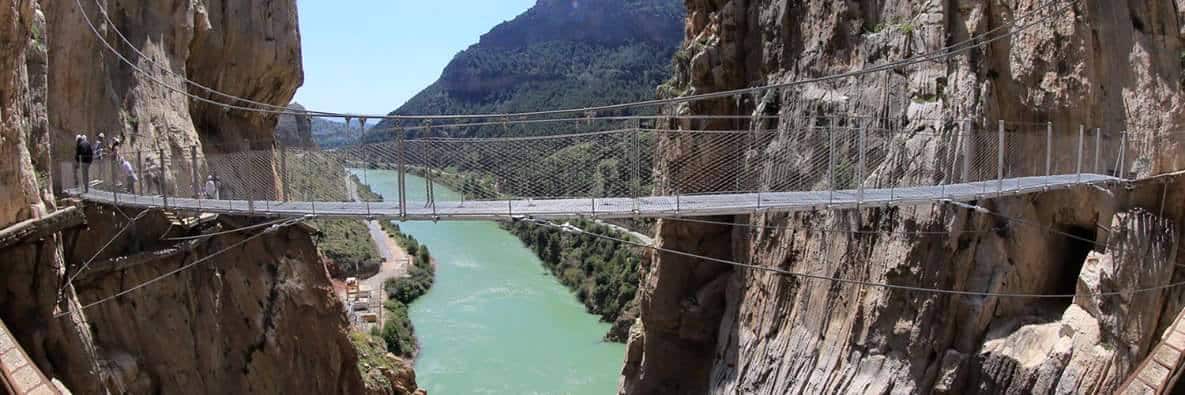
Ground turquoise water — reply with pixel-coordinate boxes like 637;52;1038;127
348;169;625;394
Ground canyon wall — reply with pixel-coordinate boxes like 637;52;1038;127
623;0;1185;393
44;0;302;197
0;0;410;393
0;0;106;392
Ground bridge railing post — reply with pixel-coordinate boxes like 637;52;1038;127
397;127;407;220
1094;127;1101;174
828;122;835;205
1045;122;1052;177
280;140;288;202
961;119;972;184
1118;130;1128;179
857;124;865;205
997;120;1004;195
631;119;642;213
360;117;372;217
136;150;144;197
159;148;169;209
190;145;199;200
1077;125;1085;183
243;139;254;215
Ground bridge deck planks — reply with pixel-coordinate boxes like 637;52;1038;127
71;174;1120;221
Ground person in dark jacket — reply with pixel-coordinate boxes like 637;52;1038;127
75;134;94;192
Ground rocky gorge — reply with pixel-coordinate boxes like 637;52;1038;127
621;0;1185;394
0;0;420;393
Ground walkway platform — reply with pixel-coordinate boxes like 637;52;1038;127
72;174;1121;220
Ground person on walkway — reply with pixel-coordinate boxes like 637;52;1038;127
74;134;94;192
204;175;219;199
120;155;137;193
143;157;161;195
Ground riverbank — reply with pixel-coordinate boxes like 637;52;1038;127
503;218;643;342
351;169;625;393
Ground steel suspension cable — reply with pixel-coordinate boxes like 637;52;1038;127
525;215;1183;299
74;0;1074;122
58;217;308;316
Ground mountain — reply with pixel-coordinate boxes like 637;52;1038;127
275;102;364;149
372;0;684;138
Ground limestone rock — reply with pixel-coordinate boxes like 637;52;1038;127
624;1;1185;394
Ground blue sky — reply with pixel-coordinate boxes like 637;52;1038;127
292;0;535;119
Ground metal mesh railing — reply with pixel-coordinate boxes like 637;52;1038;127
60;120;1129;218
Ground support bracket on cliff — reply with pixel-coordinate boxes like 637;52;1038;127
74;238;207;283
0;207;87;251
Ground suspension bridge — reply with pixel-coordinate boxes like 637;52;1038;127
63;121;1131;220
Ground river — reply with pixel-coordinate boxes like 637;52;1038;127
348;168;625;394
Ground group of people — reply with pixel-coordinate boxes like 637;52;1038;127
73;132;132;193
74;132;223;198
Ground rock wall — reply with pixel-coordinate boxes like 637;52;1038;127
623;1;1185;393
44;0;302;196
0;0;393;393
69;206;367;394
276;102;317;149
0;0;113;393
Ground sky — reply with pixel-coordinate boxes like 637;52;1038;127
292;0;535;120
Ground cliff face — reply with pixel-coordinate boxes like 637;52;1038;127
70;206;366;394
623;1;1185;393
0;0;391;393
276;102;318;149
44;0;303;198
0;0;106;392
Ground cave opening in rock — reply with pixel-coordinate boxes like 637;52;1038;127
1051;224;1097;300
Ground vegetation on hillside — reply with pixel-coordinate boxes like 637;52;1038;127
349;331;400;392
504;219;643;341
284;149;382;277
371;0;683;140
378;222;436;358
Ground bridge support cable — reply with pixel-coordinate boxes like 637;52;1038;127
56;217;309;317
54;209;152;308
522;218;1185;299
73;0;1073;125
66;118;1134;220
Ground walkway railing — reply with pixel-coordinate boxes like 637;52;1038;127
61;120;1130;219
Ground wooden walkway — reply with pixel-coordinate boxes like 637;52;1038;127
71;174;1121;220
1119;308;1185;394
0;318;59;394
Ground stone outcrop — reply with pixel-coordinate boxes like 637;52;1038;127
70;206;367;394
44;0;303;197
276;102;317;149
623;1;1185;394
0;0;399;393
0;0;114;393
